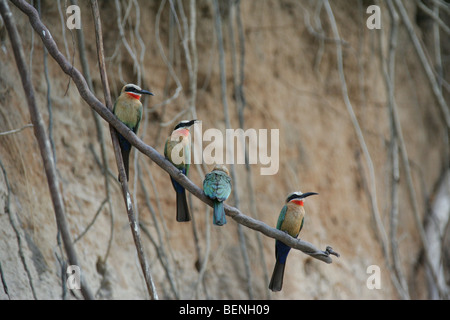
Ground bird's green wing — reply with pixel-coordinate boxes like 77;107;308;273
297;217;304;237
165;136;189;172
184;142;191;175
276;205;288;230
133;105;143;134
113;100;117;114
164;137;169;158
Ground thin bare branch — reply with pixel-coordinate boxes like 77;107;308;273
415;0;450;35
394;0;450;129
380;0;410;299
90;0;158;300
0;123;33;136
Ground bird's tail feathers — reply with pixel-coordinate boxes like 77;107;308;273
176;189;191;222
268;259;286;292
213;201;227;226
122;148;130;181
118;134;131;181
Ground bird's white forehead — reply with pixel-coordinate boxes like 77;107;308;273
123;84;142;91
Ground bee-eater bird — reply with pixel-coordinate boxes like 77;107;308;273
268;191;318;292
164;120;198;222
113;84;153;181
203;164;232;226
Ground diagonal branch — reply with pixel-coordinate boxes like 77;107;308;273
10;0;338;265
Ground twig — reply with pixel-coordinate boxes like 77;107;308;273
0;123;33;136
0;158;36;299
150;0;183;113
70;0;115;265
432;0;450;15
213;0;254;299
152;7;175;148
394;0;449;298
90;0;158;300
73;198;108;243
379;0;410;299
172;0;211;296
228;0;270;299
54;250;69;299
303;5;350;47
394;0;450;130
312;1;326;74
0;261;10;299
127;0;148;214
182;0;213;297
56;0;74;97
113;0;141;85
138;166;180;299
10;0;338;266
0;0;94;300
43;30;56;161
324;0;388;261
141;161;174;256
415;0;450;35
88;144;121;185
432;0;443;91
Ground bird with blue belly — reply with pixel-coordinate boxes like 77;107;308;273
269;191;318;292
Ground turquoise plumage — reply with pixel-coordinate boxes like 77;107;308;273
203;165;232;226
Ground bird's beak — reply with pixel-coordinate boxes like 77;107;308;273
300;192;319;199
139;89;154;96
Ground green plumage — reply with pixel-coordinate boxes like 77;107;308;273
164;136;190;173
164;125;193;222
113;101;142;133
113;92;143;181
276;205;287;230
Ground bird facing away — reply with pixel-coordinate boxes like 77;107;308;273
203;164;232;226
268;191;318;292
164;120;199;222
113;84;153;181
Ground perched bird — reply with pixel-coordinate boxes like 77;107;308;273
164;120;198;222
203;164;232;226
113;84;153;181
269;191;318;292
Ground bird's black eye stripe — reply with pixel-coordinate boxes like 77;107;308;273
125;86;138;93
174;123;184;130
286;194;299;202
174;120;196;130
